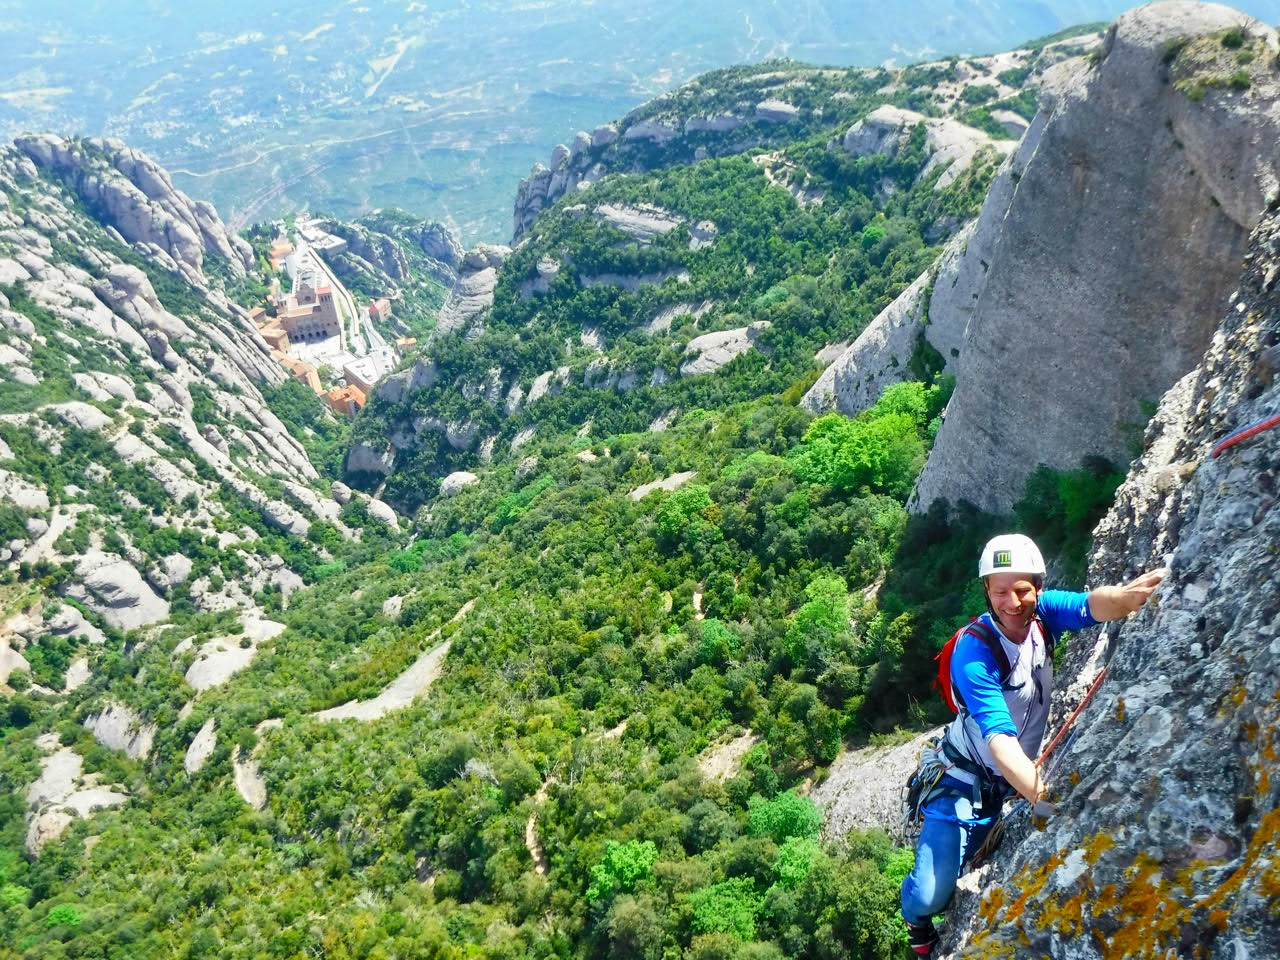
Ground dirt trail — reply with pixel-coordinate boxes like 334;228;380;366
525;779;554;875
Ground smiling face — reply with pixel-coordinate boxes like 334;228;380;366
984;571;1041;640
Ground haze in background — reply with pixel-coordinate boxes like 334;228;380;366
3;0;1278;242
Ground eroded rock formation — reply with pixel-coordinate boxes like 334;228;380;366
911;3;1280;513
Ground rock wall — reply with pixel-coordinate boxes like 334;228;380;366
911;3;1280;514
942;196;1280;960
0;137;350;631
15;134;253;285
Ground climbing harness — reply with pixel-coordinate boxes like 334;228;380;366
1210;411;1280;458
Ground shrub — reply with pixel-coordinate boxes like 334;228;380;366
746;790;822;844
45;904;82;928
586;840;658;904
688;876;762;940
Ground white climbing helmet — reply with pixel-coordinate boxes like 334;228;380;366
978;533;1046;579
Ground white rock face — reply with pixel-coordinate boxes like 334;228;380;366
686;113;745;133
0;635;30;685
364;497;401;532
63;657;90;692
233;745;268;810
69;550;170;631
85;702;156;760
14;134;252;283
184;718;218;774
184;620;284;692
313;599;473;722
580;269;690;291
624;119;679;143
629;471;698;501
755;99;801;123
25;746;127;853
594;203;685;243
592;123;618;148
436;245;510;336
510;426;536;452
843;105;1015;189
441;471;479;496
44;602;108;646
680;322;771;376
374;358;437;404
812;727;945;837
381;595;403;621
649;408;680;433
346;440;395;477
802;261;935;414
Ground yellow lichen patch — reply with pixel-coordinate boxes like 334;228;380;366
1083;832;1116;863
964;929;1021;959
1095;854;1196;959
981;884;1005;919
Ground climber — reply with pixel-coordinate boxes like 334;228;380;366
901;533;1165;956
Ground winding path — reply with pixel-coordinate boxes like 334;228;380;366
525;779;554;876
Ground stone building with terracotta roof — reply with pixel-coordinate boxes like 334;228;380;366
324;385;366;417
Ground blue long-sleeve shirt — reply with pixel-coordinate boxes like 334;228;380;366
943;590;1097;781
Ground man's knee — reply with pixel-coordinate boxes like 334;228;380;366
901;863;955;921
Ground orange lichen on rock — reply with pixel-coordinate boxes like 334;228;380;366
1197;805;1280;919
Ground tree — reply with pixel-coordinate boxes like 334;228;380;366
586;840;658;904
746;791;822;845
688;877;763;940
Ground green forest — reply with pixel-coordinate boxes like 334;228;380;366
0;37;1123;960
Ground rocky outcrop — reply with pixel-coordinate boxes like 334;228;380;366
435;244;510;337
85;702;156;760
25;745;127;854
841;105;1015;190
943;186;1280;960
912;4;1280;514
441;471;479;496
406;220;464;271
184;718;218;774
629;471;698;501
67;551;170;631
15;134;252;284
346;440;396;477
680;322;771;376
373;358;438;405
802;266;935;414
184;619;285;692
509;65;846;240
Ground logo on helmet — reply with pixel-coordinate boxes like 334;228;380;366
992;550;1012;568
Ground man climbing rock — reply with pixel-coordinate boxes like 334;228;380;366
900;533;1165;956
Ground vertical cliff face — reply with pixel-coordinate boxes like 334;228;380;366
944;201;1280;959
912;2;1280;514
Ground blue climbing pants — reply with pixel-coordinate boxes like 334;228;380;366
900;775;998;925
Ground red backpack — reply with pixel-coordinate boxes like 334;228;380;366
934;618;1009;713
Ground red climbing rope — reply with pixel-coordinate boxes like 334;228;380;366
1210;412;1280;458
1037;666;1108;769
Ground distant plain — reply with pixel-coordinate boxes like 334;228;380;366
3;0;1279;243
